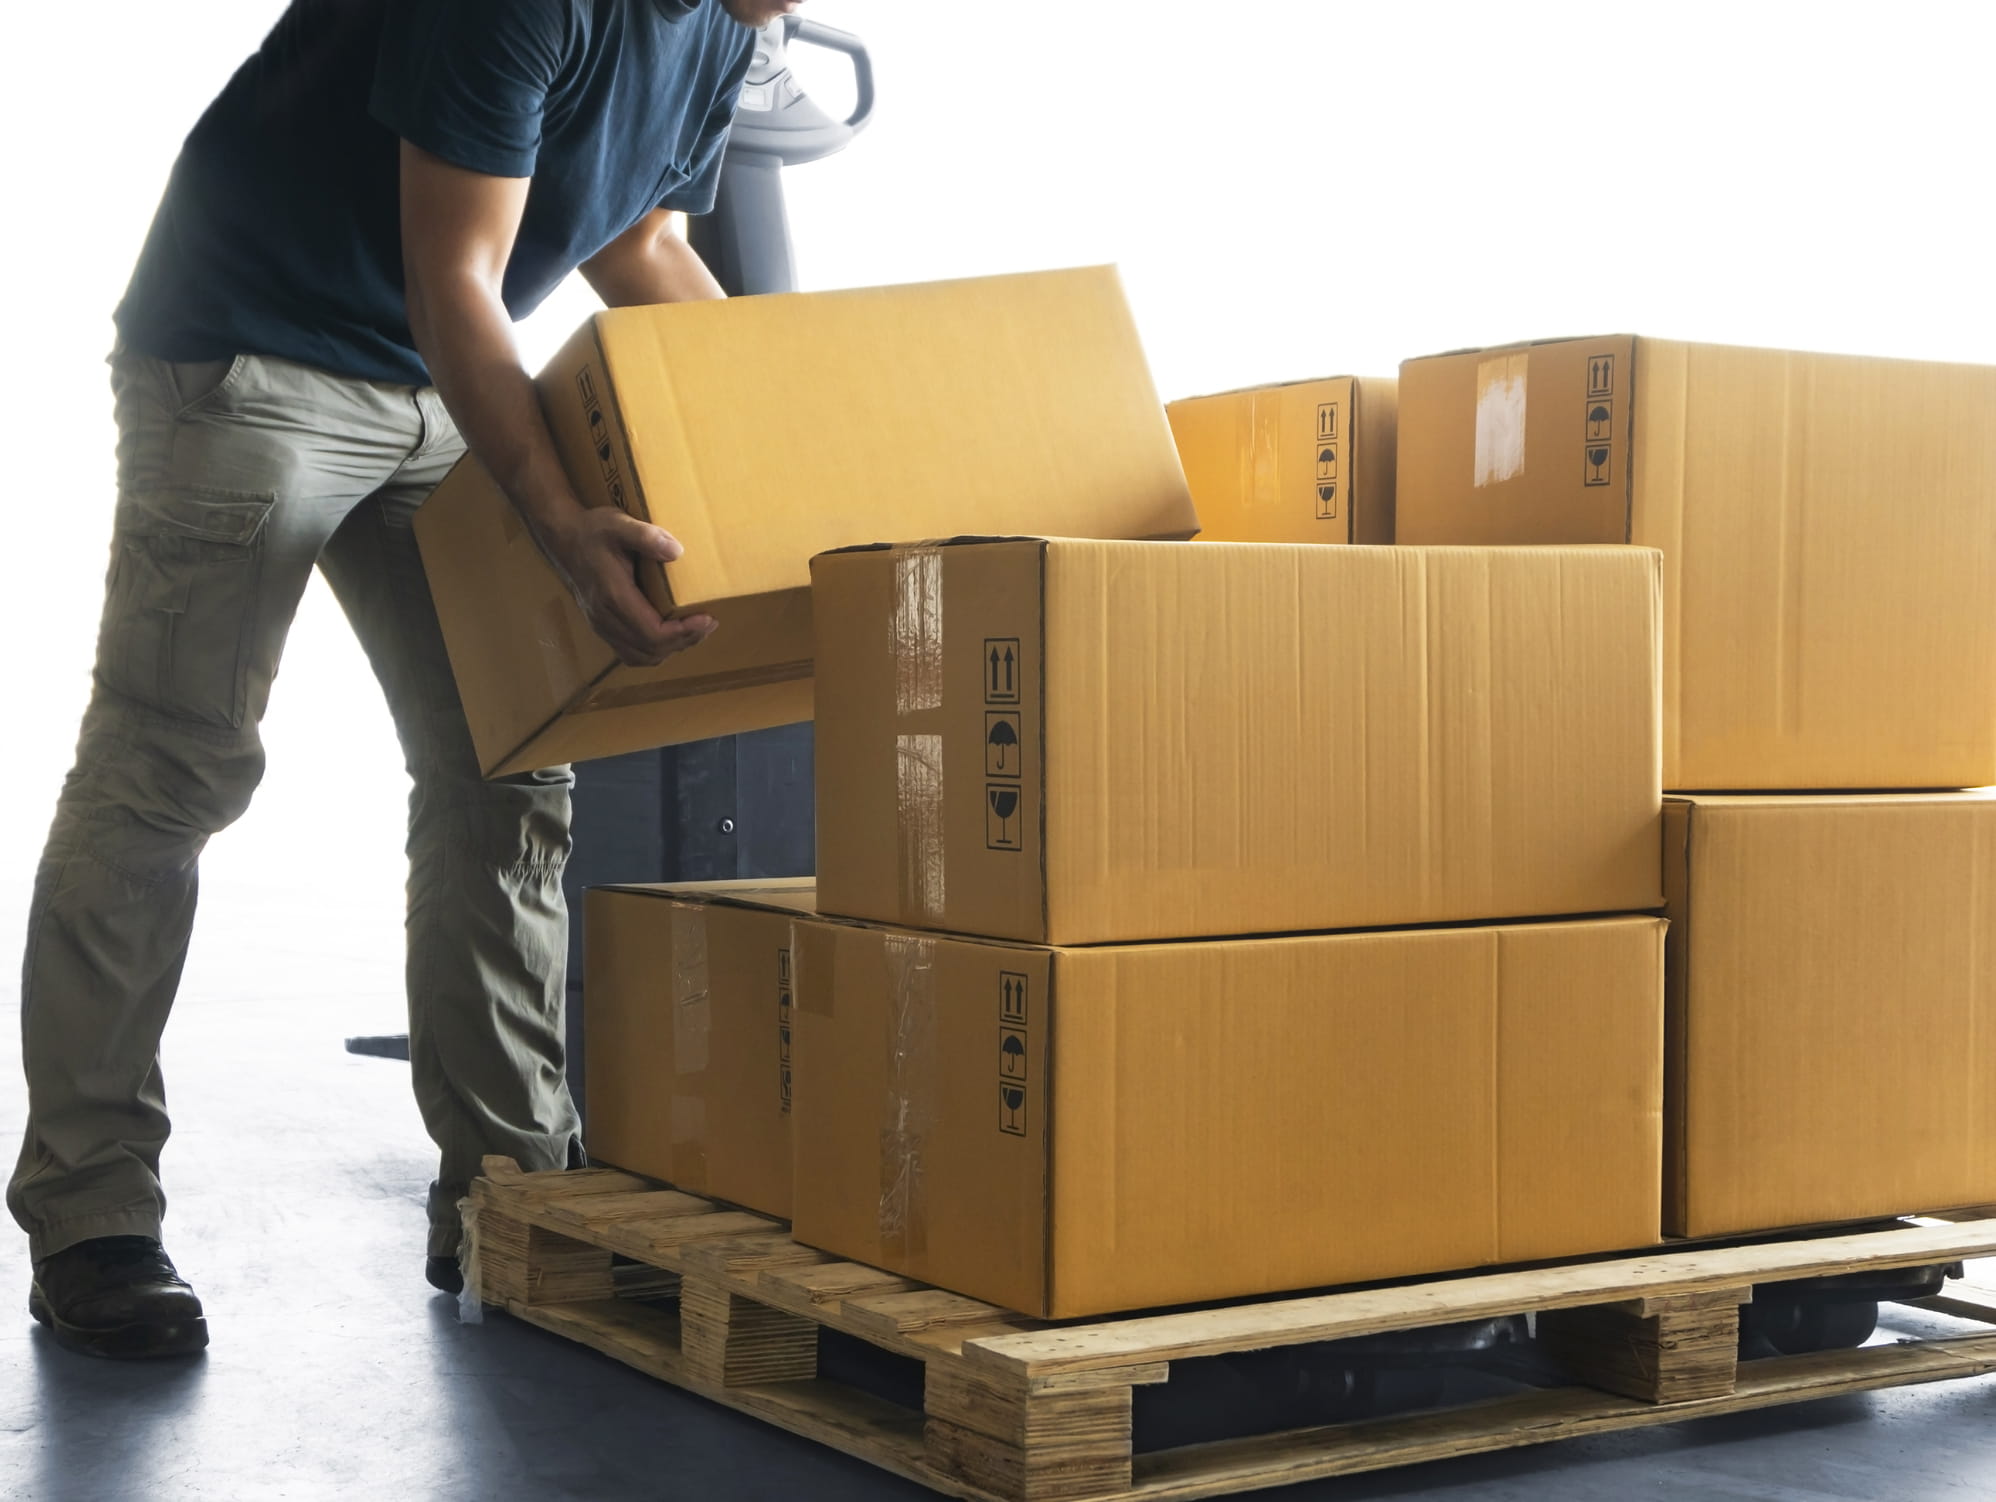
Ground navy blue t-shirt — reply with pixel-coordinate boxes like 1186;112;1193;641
115;0;754;386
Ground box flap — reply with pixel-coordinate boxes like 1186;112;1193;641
591;878;819;917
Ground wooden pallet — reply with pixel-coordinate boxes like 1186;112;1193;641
464;1156;1996;1502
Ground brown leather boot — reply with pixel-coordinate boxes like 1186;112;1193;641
29;1236;209;1359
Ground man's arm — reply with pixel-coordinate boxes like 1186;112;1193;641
580;209;726;308
398;143;714;667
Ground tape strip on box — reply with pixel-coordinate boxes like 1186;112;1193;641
670;904;710;1178
879;932;937;1260
893;546;944;715
1246;390;1280;513
1474;353;1529;487
896;733;946;922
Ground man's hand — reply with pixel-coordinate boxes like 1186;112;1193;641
539;508;717;667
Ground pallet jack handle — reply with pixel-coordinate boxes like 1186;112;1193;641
789;17;876;138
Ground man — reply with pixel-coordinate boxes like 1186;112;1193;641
13;0;800;1360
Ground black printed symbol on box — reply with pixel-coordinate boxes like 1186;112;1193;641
986;785;1023;851
578;368;630;515
985;711;1023;779
1587;355;1614;398
1000;971;1028;1025
1585;400;1613;443
1000;1083;1027;1136
1316;402;1340;443
1584;446;1612;486
1316;481;1338;521
998;972;1028;1135
999;1027;1029;1083
984;638;1020;705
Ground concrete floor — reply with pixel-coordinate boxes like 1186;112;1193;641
6;863;1996;1500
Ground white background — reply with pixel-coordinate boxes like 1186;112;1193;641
1;1;1993;1029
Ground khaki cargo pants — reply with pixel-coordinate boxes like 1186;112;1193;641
9;347;581;1263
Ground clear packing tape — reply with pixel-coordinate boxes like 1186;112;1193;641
1241;389;1282;514
878;932;938;1260
671;903;712;1185
893;546;944;714
893;544;947;923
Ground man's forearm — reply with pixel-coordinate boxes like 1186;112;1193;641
581;213;726;308
407;271;583;548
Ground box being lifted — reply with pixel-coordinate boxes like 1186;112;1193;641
813;537;1664;945
1394;335;1996;791
416;267;1198;776
1167;375;1398;543
791;913;1666;1318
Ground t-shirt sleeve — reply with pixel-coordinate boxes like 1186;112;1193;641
370;0;571;178
654;31;756;214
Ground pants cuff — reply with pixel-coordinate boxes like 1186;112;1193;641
29;1205;166;1263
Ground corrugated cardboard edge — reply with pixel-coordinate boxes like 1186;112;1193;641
1035;543;1052;946
591;880;817;918
1630;338;1686;788
481;319;655;777
1040;946;1062;1318
486;663;616;776
1404;332;1640;363
1660;799;1694;1236
1167;372;1367;403
593;311;696;615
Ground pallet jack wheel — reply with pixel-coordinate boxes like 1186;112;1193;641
1747;1295;1880;1355
1741;1260;1960;1357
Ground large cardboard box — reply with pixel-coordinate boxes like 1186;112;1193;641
791;913;1665;1317
1664;793;1996;1237
416;267;1199;776
1394;335;1996;790
1166;375;1397;543
582;880;816;1218
813;538;1664;945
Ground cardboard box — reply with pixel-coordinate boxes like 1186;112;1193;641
791;913;1665;1317
1395;335;1996;790
416;267;1199;776
812;538;1664;945
1166;375;1397;543
1664;793;1996;1237
582;880;815;1217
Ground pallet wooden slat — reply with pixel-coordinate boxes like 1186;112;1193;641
962;1218;1996;1380
1124;1334;1996;1501
464;1159;1996;1502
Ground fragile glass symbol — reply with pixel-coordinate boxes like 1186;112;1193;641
1000;1084;1026;1133
988;788;1020;835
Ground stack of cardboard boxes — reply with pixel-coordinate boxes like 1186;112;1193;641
789;534;1668;1316
1393;335;1996;1240
418;272;1996;1323
587;534;1673;1319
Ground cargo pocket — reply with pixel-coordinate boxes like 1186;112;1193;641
98;484;279;729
